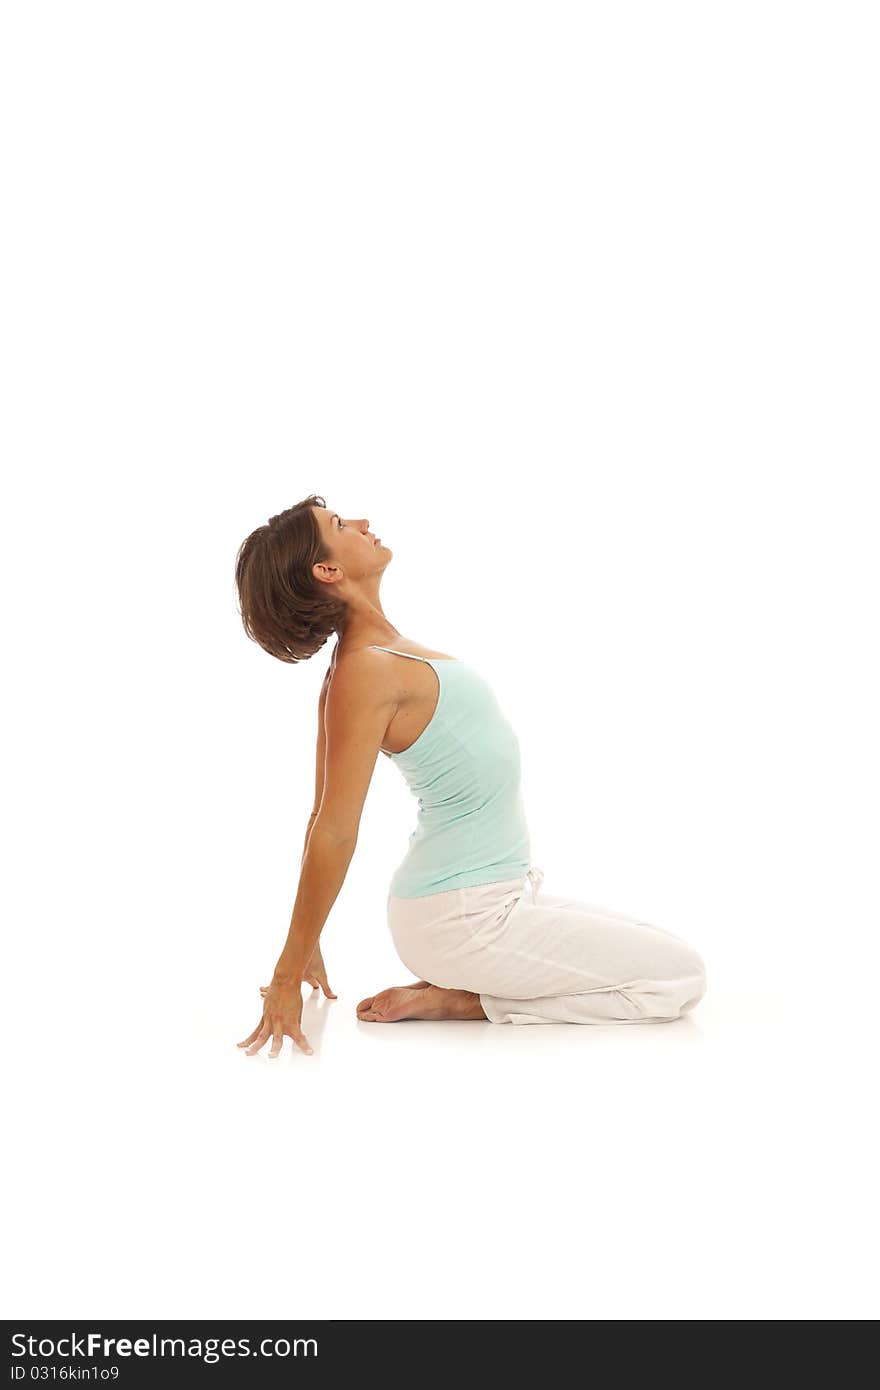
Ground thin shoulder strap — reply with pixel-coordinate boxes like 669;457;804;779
368;645;429;663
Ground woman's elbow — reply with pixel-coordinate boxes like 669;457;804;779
309;814;358;850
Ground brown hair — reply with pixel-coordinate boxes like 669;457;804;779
234;494;346;663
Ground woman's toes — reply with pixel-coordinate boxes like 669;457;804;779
357;987;402;1021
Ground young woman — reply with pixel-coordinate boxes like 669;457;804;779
235;494;707;1058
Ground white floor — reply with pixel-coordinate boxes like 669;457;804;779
6;927;876;1321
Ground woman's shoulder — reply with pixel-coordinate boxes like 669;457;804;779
332;638;457;667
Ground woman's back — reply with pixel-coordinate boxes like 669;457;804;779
369;646;531;898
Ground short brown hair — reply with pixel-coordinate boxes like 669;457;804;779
234;494;345;663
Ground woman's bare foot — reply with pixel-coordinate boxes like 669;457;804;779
357;983;487;1022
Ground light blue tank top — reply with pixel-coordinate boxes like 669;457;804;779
370;647;531;898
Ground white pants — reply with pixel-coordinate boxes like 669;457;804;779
387;866;707;1025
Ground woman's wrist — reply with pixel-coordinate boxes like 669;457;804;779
272;929;315;987
270;966;303;988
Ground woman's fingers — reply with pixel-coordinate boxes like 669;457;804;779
237;1022;263;1048
317;971;337;999
245;1023;270;1056
290;1027;314;1056
239;1015;314;1058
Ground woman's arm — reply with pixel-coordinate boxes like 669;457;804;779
259;811;332;997
301;813;318;867
272;826;355;984
298;670;328;883
270;653;398;986
239;653;397;1055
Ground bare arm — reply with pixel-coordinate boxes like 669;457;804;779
271;655;396;985
298;672;329;868
300;814;317;868
298;672;329;934
272;828;355;984
255;688;333;1001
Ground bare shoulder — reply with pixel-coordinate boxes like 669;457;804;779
325;645;399;714
313;648;398;844
366;641;458;661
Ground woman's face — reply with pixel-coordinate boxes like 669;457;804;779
312;506;390;580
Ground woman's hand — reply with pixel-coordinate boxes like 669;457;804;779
303;942;337;997
237;981;313;1058
260;943;337;1001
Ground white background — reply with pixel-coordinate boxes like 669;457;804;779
3;1;878;1320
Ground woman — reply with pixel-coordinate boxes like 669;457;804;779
235;494;707;1058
